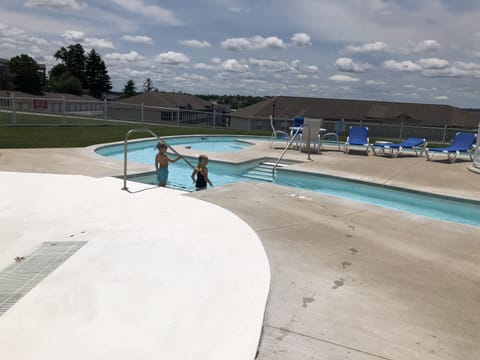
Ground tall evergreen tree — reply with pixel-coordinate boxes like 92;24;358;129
9;54;42;94
85;49;112;98
143;78;154;92
122;80;137;97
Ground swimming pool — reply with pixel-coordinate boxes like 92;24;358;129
96;136;480;227
96;136;254;158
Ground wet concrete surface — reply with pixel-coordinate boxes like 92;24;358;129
190;182;480;360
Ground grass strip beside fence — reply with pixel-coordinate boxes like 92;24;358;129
0;125;269;148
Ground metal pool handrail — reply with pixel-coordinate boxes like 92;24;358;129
272;125;303;179
122;128;195;191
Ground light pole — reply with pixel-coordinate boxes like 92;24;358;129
272;100;276;121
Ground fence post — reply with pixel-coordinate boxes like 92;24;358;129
103;98;108;125
442;124;447;143
11;93;16;126
176;107;180;127
399;121;404;139
62;96;66;125
213;108;216;128
141;102;144;125
248;115;252;131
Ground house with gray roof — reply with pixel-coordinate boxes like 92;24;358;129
233;96;478;129
119;92;213;110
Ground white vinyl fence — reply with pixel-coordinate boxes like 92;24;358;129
0;95;476;144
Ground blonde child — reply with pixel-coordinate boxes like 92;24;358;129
191;154;213;190
155;142;182;187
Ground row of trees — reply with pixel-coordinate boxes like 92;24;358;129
196;94;267;109
8;43;112;98
8;49;266;108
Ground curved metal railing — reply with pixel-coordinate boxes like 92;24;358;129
271;125;303;179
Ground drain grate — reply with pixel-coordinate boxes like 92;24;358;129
0;241;87;316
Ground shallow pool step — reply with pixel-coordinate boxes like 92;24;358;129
242;162;287;182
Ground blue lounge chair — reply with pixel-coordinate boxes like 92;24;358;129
426;132;477;163
371;137;427;158
289;116;305;148
344;125;369;154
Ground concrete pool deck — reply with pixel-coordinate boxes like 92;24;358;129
0;138;480;360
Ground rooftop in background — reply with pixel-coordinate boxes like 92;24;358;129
234;96;479;129
119;92;213;111
0;90;98;102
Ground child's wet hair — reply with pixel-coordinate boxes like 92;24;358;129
197;154;209;166
156;142;167;150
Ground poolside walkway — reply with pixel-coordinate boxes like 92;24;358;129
0;172;270;360
1;138;480;360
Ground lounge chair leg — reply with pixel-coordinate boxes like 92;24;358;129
449;151;459;163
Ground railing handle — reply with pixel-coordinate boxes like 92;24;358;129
272;125;303;178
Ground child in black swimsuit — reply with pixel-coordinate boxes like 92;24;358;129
191;154;213;190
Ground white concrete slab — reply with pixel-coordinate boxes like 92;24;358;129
0;171;270;360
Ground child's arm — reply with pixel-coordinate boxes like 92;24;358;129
205;168;213;187
191;168;198;183
169;154;183;163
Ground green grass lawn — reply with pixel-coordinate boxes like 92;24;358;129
0;125;270;148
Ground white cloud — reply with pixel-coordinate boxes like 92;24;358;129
121;35;153;45
344;41;388;54
248;58;291;72
193;62;217;71
455;61;480;71
335;58;373;73
383;60;422;72
418;58;449;69
60;30;114;49
179;39;211;48
62;30;85;42
221;59;249;72
434;95;448;100
84;37;114;49
105;51;144;62
221;36;286;51
291;59;318;73
329;74;360;82
110;0;181;25
291;33;311;47
413;40;440;52
155;51;190;65
366;80;386;85
25;0;87;10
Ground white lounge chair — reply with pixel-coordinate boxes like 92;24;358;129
270;115;291;148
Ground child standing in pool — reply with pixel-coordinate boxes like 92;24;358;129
155;142;182;187
191;154;213;191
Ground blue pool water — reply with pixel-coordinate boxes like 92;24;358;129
96;136;480;226
96;136;254;158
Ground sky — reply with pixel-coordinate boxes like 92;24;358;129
1;0;480;108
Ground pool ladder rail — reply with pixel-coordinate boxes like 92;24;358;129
121;128;195;192
242;161;289;182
